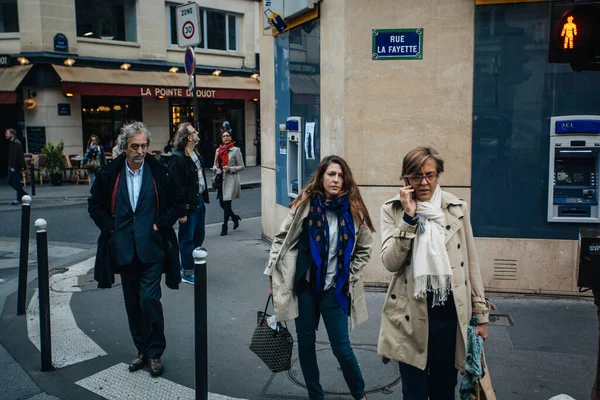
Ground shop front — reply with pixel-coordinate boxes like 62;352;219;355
0;64;31;178
52;65;260;165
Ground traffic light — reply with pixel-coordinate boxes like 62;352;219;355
548;2;600;66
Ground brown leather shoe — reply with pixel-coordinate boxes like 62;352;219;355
149;358;163;377
128;354;147;372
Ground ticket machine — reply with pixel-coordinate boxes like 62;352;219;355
548;115;600;223
286;116;302;198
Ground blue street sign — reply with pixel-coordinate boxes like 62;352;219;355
184;47;195;75
372;29;424;60
54;33;68;52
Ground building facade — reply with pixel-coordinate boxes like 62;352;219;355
260;0;600;296
0;0;261;177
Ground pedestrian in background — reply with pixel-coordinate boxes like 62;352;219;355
213;125;244;236
168;122;209;285
5;128;28;205
378;146;490;399
264;155;374;400
83;134;106;185
163;137;174;154
88;121;185;377
112;139;122;159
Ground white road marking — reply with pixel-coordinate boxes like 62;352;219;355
76;363;248;400
27;257;107;368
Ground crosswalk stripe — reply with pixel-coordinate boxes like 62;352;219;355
27;257;107;368
76;363;248;400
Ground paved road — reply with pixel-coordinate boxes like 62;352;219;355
0;188;262;245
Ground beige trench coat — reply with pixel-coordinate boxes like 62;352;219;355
377;191;489;373
213;146;244;201
263;199;374;331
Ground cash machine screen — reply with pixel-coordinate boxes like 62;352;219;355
555;158;592;187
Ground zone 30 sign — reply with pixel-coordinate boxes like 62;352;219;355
176;2;202;48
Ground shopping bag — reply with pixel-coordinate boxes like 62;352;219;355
249;295;294;373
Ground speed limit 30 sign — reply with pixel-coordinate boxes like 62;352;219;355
176;2;201;48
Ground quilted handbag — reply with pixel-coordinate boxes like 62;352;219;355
249;295;294;373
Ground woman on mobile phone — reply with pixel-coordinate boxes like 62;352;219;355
264;155;374;400
377;146;490;399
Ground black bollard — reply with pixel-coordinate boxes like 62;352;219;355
35;218;53;371
30;163;36;196
193;247;208;400
17;195;32;315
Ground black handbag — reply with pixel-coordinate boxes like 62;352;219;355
249;295;294;373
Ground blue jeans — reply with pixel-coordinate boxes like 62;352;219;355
398;316;458;400
295;287;365;400
178;196;206;272
120;255;165;359
7;169;27;201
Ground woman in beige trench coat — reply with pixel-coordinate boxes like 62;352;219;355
264;155;375;400
377;146;490;399
213;128;244;236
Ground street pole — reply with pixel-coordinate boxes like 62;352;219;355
193;73;199;133
30;163;36;196
35;218;54;371
193;247;208;400
17;195;32;315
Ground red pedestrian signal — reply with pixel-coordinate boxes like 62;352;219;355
548;3;600;66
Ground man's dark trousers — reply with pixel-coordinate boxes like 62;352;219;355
7;169;27;201
112;164;167;359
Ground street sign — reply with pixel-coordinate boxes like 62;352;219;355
176;2;201;48
372;28;424;60
185;47;195;75
188;75;195;92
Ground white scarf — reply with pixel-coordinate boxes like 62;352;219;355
412;185;453;306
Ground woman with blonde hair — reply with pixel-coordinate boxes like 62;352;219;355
264;155;375;400
378;146;489;399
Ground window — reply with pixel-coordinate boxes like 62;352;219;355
168;5;238;51
75;0;137;42
0;0;19;33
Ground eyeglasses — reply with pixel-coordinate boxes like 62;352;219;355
406;172;439;185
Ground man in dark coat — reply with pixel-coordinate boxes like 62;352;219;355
5;128;28;205
88;121;184;377
168;122;210;284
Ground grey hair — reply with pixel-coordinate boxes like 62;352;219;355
174;122;193;150
118;121;151;150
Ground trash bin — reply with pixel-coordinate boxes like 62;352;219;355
578;228;600;291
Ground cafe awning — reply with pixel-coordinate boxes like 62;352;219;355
52;65;259;100
0;65;33;104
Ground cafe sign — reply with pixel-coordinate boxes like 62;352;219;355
140;87;217;98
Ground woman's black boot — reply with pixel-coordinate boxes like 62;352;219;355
233;215;242;230
220;224;228;236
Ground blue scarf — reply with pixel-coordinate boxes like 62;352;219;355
308;193;355;314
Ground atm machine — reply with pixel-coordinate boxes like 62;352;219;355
548;115;600;222
286;116;302;198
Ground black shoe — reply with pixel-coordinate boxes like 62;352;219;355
149;358;163;377
233;215;241;230
220;224;228;236
129;354;147;372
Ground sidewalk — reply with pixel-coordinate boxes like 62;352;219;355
0;166;261;210
0;217;598;399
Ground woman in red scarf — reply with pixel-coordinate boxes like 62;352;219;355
213;127;244;236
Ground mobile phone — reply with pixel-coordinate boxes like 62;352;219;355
404;179;416;199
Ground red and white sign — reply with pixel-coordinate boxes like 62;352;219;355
176;3;201;48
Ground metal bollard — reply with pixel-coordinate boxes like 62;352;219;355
35;218;53;371
17;195;32;315
30;163;36;196
193;247;208;400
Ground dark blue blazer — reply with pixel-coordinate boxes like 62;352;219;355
88;154;185;289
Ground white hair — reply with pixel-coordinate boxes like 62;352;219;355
118;121;151;150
